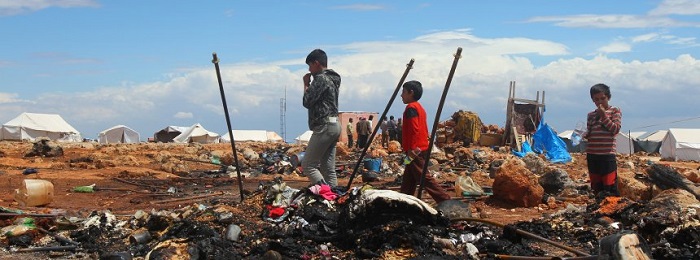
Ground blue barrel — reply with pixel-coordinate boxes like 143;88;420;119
363;158;382;172
291;152;305;167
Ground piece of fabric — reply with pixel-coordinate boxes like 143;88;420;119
266;205;286;219
317;184;338;200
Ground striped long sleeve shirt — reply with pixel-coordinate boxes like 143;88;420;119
585;106;621;154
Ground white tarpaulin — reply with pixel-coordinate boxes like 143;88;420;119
660;128;700;162
98;125;140;144
0;112;82;142
219;130;283;143
172;123;219;144
294;130;313;144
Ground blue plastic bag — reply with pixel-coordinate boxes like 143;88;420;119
512;140;535;157
532;116;572;163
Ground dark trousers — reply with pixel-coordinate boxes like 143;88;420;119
357;134;368;149
587;153;618;195
347;135;354;148
400;151;451;204
388;130;397;141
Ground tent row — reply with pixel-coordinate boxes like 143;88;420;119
0;113;284;144
558;128;700;162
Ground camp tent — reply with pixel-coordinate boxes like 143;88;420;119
98;125;140;144
557;130;645;155
294;130;313;144
153;126;189;143
616;131;646;155
172;123;219;144
0;112;81;142
219;130;283;143
635;130;667;154
660;128;700;162
557;130;585;153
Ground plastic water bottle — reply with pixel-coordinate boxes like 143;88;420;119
571;132;582;146
572;121;585;146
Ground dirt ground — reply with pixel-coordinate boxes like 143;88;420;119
1;140;699;259
0;141;571;224
2;141;699;224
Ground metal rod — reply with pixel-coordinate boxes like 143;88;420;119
345;59;415;190
453;217;591;257
212;53;245;202
37;227;80;246
0;213;59;218
16;245;77;253
487;255;596;260
417;47;462;199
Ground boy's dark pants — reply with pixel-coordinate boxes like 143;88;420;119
586;153;619;195
400;151;451;204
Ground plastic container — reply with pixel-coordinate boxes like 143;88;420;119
455;175;484;197
363;158;382;172
14;179;54;207
291;152;305;167
572;122;586;146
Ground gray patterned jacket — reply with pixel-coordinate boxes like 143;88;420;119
303;69;341;129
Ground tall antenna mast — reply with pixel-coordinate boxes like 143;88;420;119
280;86;287;141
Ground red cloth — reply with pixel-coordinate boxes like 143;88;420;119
402;101;429;152
318;184;337;200
266;205;286;218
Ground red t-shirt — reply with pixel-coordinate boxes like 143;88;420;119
402;101;429;152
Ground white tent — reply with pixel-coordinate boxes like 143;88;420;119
98;125;140;144
660;128;700;161
153;126;188;143
558;130;645;155
616;132;646;155
172;123;219;144
0;112;81;142
636;130;667;154
219;130;283;143
294;130;313;144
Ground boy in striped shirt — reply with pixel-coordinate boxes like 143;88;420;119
584;83;622;197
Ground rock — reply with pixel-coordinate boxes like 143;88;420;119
538;168;574;194
492;158;544;207
618;170;654;201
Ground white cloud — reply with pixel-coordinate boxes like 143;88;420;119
632;33;661;43
2;29;699;139
0;92;20;103
527;14;699;28
0;0;99;16
597;42;632;53
174;112;193;119
649;0;700;16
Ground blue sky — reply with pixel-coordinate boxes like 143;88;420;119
1;0;699;142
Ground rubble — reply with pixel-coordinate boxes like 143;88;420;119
0;133;699;259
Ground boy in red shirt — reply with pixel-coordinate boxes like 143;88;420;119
399;80;451;204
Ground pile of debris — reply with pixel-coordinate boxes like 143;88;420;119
1;138;699;259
